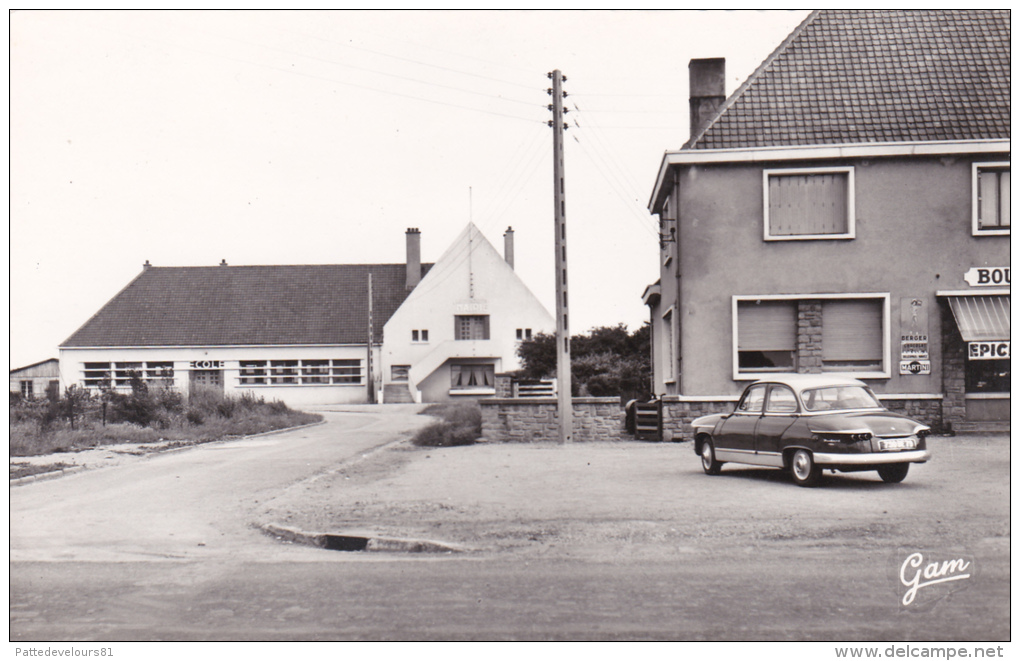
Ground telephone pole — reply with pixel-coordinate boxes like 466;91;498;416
367;273;375;404
548;70;572;444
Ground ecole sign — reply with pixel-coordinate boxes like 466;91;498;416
190;360;223;369
963;267;1010;287
968;342;1010;360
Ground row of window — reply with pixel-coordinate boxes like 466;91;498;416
83;361;175;388
663;163;1011;243
389;363;496;391
408;318;532;343
736;298;884;374
239;359;363;385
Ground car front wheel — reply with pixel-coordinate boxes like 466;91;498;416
700;438;722;475
877;463;910;483
790;449;822;487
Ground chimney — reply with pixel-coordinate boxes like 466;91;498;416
143;260;151;270
689;58;725;139
503;226;515;269
219;259;228;266
405;228;421;290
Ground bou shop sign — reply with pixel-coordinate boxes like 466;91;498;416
963;267;1010;287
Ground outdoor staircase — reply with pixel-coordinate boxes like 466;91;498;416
383;384;415;404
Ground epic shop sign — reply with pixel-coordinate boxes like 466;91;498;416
969;342;1010;360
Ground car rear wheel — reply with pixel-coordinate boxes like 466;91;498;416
700;438;722;475
877;463;910;483
790;449;822;487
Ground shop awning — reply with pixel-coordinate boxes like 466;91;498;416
946;295;1011;342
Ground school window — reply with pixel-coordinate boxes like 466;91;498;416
763;167;854;240
239;360;268;385
301;359;331;384
331;359;362;384
450;363;495;391
20;381;33;399
412;329;429;343
516;328;533;341
269;360;299;385
973;163;1010;235
736;300;797;372
455;315;490;340
82;361;175;388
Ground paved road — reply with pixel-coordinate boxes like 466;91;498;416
9;410;1010;642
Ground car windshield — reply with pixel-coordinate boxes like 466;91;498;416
801;385;882;412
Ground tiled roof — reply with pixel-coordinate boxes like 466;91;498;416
688;10;1010;149
61;263;432;348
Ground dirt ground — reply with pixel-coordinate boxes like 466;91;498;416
254;434;1010;561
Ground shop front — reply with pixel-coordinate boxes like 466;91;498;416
939;290;1010;430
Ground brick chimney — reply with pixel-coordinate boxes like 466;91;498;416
405;228;421;290
503;226;515;269
689;58;725;139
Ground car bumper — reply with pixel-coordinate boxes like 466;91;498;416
814;449;931;465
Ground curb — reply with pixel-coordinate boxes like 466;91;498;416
261;523;468;554
9;419;328;487
9;465;86;487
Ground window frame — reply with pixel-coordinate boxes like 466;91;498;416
763;166;856;241
662;307;676;384
732;293;891;381
972;161;1010;236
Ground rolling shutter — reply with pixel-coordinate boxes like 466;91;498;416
768;172;849;236
822;300;882;363
738;301;796;351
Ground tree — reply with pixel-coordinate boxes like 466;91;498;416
515;323;651;400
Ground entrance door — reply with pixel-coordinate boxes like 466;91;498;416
191;369;223;392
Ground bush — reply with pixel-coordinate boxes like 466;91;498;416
411;403;481;447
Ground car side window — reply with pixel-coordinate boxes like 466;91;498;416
737;385;767;413
766;385;798;414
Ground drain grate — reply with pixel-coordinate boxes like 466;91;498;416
323;535;369;551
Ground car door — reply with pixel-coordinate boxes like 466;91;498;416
716;384;766;457
755;384;799;466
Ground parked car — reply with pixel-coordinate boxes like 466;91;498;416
692;375;931;487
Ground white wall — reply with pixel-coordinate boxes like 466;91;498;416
382;223;554;402
58;344;381;408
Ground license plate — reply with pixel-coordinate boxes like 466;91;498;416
879;436;917;451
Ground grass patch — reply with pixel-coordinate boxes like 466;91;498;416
10;388;321;458
412;403;482;447
10;462;73;480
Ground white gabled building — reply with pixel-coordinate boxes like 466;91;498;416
382;223;555;403
58;224;553;406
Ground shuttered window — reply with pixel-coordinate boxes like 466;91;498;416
737;300;797;371
765;168;853;239
976;166;1010;232
822;300;883;371
455;315;490;340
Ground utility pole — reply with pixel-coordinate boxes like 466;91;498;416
548;69;572;444
367;273;376;404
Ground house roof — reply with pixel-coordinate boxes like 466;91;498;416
687;10;1010;150
61;263;432;348
10;358;59;375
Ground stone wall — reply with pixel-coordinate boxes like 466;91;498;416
939;302;967;431
797;300;824;372
479;397;626;443
661;398;735;442
661;395;946;441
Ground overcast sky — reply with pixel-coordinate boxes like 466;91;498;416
10;10;810;369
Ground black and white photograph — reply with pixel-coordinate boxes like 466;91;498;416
9;9;1010;654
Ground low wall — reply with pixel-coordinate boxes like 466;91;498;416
479;397;626;443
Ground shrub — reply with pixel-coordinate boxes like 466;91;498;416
412;403;481;447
